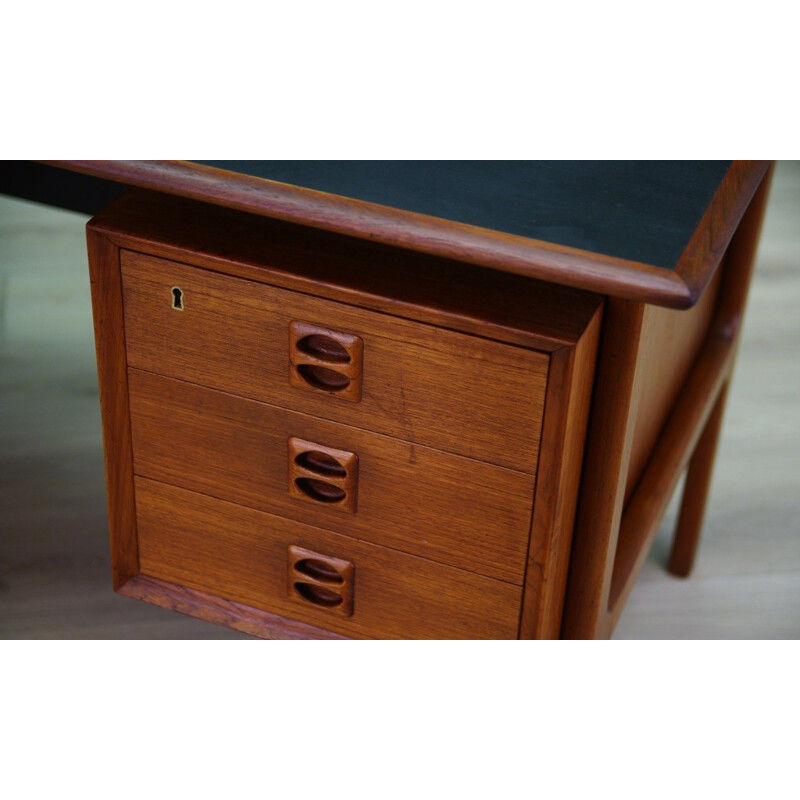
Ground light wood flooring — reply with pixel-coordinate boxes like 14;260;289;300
1;164;797;639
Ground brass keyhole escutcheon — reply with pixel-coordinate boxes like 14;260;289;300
171;286;184;311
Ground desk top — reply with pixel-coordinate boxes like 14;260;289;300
42;160;770;308
197;160;729;271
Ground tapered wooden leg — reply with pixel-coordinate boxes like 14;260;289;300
668;381;730;577
668;166;773;580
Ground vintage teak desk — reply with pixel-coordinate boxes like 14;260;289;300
8;160;772;639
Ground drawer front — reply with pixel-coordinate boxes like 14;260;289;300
128;369;535;584
135;477;522;640
121;250;548;472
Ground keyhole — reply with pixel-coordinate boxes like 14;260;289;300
171;287;184;311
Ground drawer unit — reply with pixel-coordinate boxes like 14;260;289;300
121;250;549;471
87;191;603;639
135;477;523;640
128;369;536;583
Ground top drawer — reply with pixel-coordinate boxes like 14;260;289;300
121;250;549;472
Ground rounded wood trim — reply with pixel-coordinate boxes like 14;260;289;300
46;160;769;308
675;160;772;304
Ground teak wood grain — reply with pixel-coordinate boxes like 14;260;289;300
625;266;723;504
609;334;734;616
121;250;549;472
55;160;769;308
127;369;535;584
134;477;522;639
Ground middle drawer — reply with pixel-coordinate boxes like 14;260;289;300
128;369;535;584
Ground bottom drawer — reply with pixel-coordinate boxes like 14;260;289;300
134;477;522;639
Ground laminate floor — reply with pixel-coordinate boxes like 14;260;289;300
0;164;797;639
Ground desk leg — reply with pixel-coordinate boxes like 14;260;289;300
669;165;774;579
668;381;730;577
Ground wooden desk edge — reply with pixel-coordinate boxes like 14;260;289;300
42;160;770;309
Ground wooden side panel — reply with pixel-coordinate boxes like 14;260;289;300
625;266;723;503
86;227;139;589
609;335;734;616
135;477;522;640
519;305;602;638
121;250;549;472
127;369;535;584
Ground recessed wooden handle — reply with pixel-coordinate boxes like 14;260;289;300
288;545;354;616
293;583;344;607
294;478;347;504
288;437;358;514
296;364;351;392
293;450;348;478
294;558;345;584
296;333;351;364
289;321;363;402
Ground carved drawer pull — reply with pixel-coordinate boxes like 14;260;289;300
288;545;354;616
288;437;358;514
289;321;363;401
295;333;351;363
294;583;344;607
295;478;347;504
293;558;345;584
